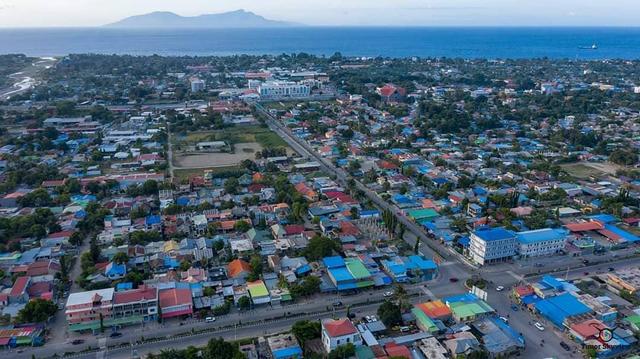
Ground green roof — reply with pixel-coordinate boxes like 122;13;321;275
411;307;438;333
449;301;493;319
248;281;269;297
345;258;371;280
626;315;640;328
407;208;440;221
68;321;101;332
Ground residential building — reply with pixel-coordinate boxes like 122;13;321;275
321;318;362;353
66;288;115;332
158;288;193;319
258;81;310;99
516;228;567;258
469;227;517;265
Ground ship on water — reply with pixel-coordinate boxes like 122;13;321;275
578;43;598;50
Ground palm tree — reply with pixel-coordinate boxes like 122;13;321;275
392;284;410;311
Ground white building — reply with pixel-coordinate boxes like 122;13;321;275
516;228;567;258
469;227;517;266
191;78;206;92
321;318;362;353
258;81;310;99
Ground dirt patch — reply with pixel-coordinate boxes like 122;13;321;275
174;142;262;168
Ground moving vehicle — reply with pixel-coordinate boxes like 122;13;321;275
560;342;571;351
534;322;545;331
449;277;459;283
496;286;505;291
511;304;519;311
205;316;216;323
333;301;343;307
110;332;123;338
383;291;393;297
71;339;85;345
499;316;509;323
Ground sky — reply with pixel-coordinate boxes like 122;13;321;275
0;0;639;27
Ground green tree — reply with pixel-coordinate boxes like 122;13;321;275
112;252;129;265
328;343;355;359
89;236;101;262
203;337;245;359
247;255;263;282
16;298;57;323
224;177;240;195
233;220;251;233
238;296;251;310
304;235;339;261
377;300;402;327
291;320;321;346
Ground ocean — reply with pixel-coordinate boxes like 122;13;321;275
1;27;640;59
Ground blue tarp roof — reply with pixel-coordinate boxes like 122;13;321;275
473;227;515;242
604;224;640;243
517;228;566;244
329;267;354;282
521;294;541;305
323;256;345;268
588;214;617;223
534;293;591;327
145;215;161;225
407;255;438;270
541;275;564;290
458;236;470;247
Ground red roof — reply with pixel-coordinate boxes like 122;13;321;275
113;286;157;304
598;229;622;241
378;84;406;98
227;259;251;278
565;221;604;232
9;276;30;297
27;281;52;297
323;318;357;337
385;343;411;358
285;224;305;236
158;288;192;308
571;319;606;339
340;221;360;236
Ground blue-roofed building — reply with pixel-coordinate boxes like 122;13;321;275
516;228;567;258
105;262;126;280
323;256;374;291
469;227;517;266
534;293;592;328
405;255;438;280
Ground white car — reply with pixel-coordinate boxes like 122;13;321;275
499;316;509;323
205;317;216;323
495;286;505;292
534;322;545;331
383;291;393;297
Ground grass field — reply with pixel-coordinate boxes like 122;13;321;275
179;125;288;148
561;163;606;179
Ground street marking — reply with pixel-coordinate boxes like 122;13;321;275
507;271;524;281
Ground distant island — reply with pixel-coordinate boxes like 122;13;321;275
105;9;299;28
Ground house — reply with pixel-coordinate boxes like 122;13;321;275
105;262;127;280
246;280;270;305
267;333;303;359
158;288;193;319
111;286;158;326
227;259;251;279
8;276;31;304
324;256;374;292
376;84;406;102
321;318;362;353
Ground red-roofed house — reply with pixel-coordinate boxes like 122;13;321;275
565;221;604;232
9;276;30;303
227;259;251;279
158;288;193;319
569;319;608;343
385;342;412;358
376;84;407;102
321;318;362;352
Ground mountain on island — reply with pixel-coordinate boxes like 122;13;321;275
106;10;299;28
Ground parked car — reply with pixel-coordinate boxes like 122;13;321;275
71;339;85;345
205;317;216;323
495;286;505;291
110;332;123;338
499;316;509;323
560;342;571;351
534;322;545;331
511;304;519;311
608;267;615;272
333;301;343;307
449;277;459;283
383;291;393;297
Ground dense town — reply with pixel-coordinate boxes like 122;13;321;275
0;53;639;359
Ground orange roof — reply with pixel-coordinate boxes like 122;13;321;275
322;318;357;337
384;343;411;358
227;259;251;278
565;221;604;232
252;173;264;182
417;300;452;319
570;319;606;339
514;285;534;297
598;229;622;241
